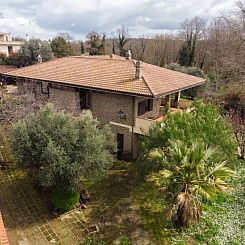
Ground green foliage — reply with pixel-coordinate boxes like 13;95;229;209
134;182;169;244
178;44;193;67
51;188;79;213
140;101;237;163
80;41;85;54
79;236;132;245
5;39;54;67
11;104;116;191
80;237;106;245
171;165;245;244
148;140;234;227
51;36;75;57
86;32;105;55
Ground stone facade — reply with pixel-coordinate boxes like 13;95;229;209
17;79;162;159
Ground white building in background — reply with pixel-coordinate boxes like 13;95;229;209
0;33;22;57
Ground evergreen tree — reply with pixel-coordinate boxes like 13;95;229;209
51;36;75;58
80;41;85;54
6;39;54;67
86;32;105;55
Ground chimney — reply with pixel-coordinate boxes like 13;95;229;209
125;50;132;60
37;54;42;63
135;60;142;80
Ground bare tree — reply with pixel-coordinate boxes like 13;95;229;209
178;17;206;67
116;26;130;57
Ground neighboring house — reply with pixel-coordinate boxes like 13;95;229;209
0;65;18;86
0;33;22;57
3;55;205;159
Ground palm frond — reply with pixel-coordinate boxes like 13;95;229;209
147;169;173;187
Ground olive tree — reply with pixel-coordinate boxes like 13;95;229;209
11;104;116;191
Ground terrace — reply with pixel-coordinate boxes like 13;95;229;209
134;93;193;135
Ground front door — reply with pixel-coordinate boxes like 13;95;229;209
117;133;124;160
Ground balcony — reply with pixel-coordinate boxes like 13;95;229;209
133;98;192;135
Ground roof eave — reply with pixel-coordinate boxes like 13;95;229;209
153;79;206;98
3;73;155;98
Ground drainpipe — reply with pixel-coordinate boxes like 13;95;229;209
131;96;135;159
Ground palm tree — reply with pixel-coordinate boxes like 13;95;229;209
147;140;234;227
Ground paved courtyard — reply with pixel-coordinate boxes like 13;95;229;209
0;167;88;245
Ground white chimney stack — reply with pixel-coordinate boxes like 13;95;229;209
125;50;132;60
135;60;142;80
37;54;42;63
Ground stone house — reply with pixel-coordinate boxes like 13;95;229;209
3;55;205;159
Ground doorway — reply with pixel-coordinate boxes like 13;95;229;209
117;133;124;160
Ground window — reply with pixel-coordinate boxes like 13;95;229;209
146;99;153;111
138;101;146;116
8;46;13;55
138;99;153;116
80;89;90;109
41;82;49;94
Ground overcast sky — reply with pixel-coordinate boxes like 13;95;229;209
0;0;235;40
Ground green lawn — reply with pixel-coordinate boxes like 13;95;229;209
82;161;245;245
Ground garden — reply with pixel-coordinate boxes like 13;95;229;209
0;89;244;244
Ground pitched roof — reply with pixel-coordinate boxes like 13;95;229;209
4;55;205;97
0;65;17;74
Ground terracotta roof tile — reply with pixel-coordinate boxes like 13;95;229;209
142;62;205;96
0;65;17;74
5;56;205;97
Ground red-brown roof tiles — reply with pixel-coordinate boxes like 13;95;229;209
5;55;205;97
0;65;17;74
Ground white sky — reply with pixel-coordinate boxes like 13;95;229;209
0;0;235;40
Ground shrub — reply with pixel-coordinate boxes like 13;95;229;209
51;188;80;213
140;101;237;164
11;104;116;192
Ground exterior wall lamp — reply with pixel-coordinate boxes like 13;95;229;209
117;110;126;120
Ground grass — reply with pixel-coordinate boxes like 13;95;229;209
79;161;245;244
1;132;244;245
132;164;245;245
80;161;145;244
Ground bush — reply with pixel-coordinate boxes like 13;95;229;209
140;101;237;164
11;104;116;192
51;188;79;213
